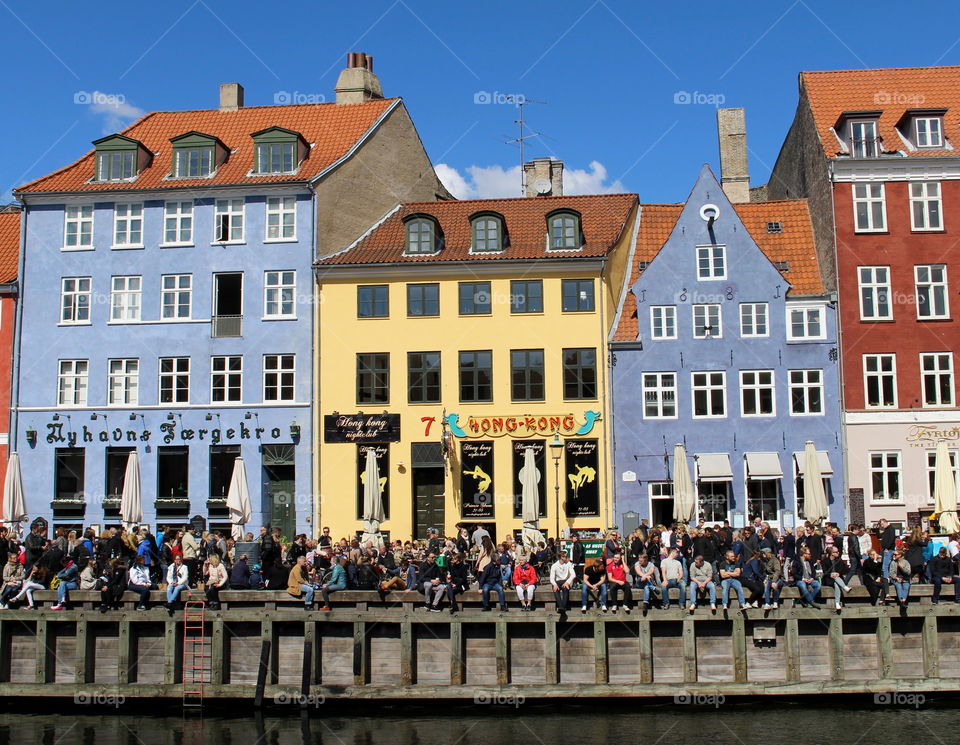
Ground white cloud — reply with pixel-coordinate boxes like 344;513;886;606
85;91;145;133
435;160;626;200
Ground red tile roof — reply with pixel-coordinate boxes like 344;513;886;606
0;209;20;283
16;99;398;194
801;66;960;158
316;193;638;266
612;199;823;341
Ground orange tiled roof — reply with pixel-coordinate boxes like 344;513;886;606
801;66;960;158
316;193;638;266
0;209;20;283
16;99;398;194
612;199;823;342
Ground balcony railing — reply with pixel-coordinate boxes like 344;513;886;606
212;314;242;338
849;137;881;158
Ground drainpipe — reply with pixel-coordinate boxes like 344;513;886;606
9;201;27;454
308;182;319;536
827;161;849;527
598;255;611;532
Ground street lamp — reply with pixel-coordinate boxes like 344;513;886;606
549;431;564;540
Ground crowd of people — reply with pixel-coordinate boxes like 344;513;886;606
0;517;958;616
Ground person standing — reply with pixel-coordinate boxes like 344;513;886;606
181;528;199;586
877;519;897;578
549;552;575;614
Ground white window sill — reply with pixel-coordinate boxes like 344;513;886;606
107;319;143;325
110;245;144;250
696;277;727;282
643;415;679;421
741;413;776;418
911;228;945;233
211;241;246;246
58;321;92;327
650;337;678;341
691;415;728;420
263;238;297;244
869;501;905;507
61;246;94;252
854;229;888;234
159;243;195;249
864;406;899;411
786;337;827;342
789;412;825;417
917;316;951;322
262;316;297;322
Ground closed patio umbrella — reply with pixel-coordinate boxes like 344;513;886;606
226;456;253;541
120;451;142;530
672;444;695;524
361;448;385;546
802;441;828;524
2;453;27;529
520;447;545;550
933;440;960;534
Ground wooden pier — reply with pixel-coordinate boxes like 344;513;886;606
0;587;958;701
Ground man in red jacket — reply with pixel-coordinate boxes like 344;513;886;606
606;552;632;612
512;555;538;611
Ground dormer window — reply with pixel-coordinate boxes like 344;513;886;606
915;116;943;148
404;216;439;255
169;132;227;179
251;127;308;175
548;211;581;250
849;119;879;157
92;134;150;182
471;213;504;252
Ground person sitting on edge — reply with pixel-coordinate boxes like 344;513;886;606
929;547;960;604
229;554;252;589
50;559;79;611
320;557;348;611
165;555;190;615
659;548;686;610
287;555;314;610
821;546;852;612
605;551;632;612
687;554;716;613
581;558;607;613
418;552;448;612
888;549;912;612
478;558;506;612
634;553;661;611
204;554;228;611
760;548;783;610
549;551;575;614
512;554;538;611
446;552;470;614
790;547;823;609
718;550;746;612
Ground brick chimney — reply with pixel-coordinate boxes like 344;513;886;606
523;157;563;197
717;108;750;203
334;53;384;105
219;83;244;112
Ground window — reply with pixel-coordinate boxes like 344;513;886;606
174;147;213;178
869;451;901;502
852;183;886;232
263;354;295;402
266;196;296;240
58;360;88;407
747;480;779;523
459;351;492;402
642;372;677;418
915;265;949;319
264;271;296;318
693;304;722;338
927;449;958;503
910;182;942;231
511;349;544;401
849;119;878;157
459;282;490;315
407;283;439;317
921;352;954;407
787;305;825;340
698;482;730;523
692;371;726;417
108;359;139;405
510;280;543;313
858;267;891;320
55;449;85;502
163;201;193;245
471;215;502;252
740;370;775;416
408;352;440;404
112;203;143;247
214;199;244;242
60;277;91;324
696;245;726;280
211;356;242;402
915;117;943;148
64;205;93;249
739;303;768;337
96;150;135;182
563;348;597;400
161;274;192;320
255;141;296;174
210;445;241;501
157;447;189;501
357;353;389;404
405;218;436;254
111;276;141;322
650;306;677;339
561;279;595;312
789;369;823;415
549;212;579;249
159;357;190;404
358;285;389;318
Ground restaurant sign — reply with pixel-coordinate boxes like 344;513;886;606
44;419;288;446
906;424;960;447
445;410;601;439
324;414;401;443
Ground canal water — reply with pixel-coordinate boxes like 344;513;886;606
0;702;955;745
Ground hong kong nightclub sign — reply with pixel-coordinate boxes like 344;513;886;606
43;419;288;447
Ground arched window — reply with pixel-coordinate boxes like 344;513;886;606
471;214;503;252
548;211;580;249
405;217;436;254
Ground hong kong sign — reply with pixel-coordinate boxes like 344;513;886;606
324;413;401;443
444;410;601;439
44;420;287;447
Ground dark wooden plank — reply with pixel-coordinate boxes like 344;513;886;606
923;615;939;679
784;619;800;682
495;620;509;685
638;620;653;683
594;621;608;684
682;619;697;683
732;616;747;683
877;616;892;679
829;617;844;681
544;619;558;685
400;621;413;686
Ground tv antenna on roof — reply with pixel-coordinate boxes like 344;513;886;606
504;98;547;196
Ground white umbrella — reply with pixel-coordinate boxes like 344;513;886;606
802;441;828;524
2;452;27;529
519;447;545;550
361;448;385;546
120;451;142;529
934;440;960;534
673;444;695;524
226;457;253;541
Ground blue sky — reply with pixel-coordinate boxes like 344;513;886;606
3;0;960;203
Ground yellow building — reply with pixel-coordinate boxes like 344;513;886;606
314;190;638;541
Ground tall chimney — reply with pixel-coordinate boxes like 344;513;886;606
717;108;750;203
523;157;564;197
219;83;244;112
334;52;384;105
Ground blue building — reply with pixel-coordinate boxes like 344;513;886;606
610;166;844;530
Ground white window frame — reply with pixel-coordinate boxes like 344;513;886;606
642;372;677;419
57;359;88;407
915;264;950;319
263;354;296;402
649;305;677;340
161;274;192;320
214;198;245;244
162;201;193;246
265;196;296;242
910;181;943;231
920;352;954;408
786;304;826;341
264;270;297;319
112;203;143;248
692;304;722;339
858;266;892;321
60;277;91;325
863;353;898;409
849;119;879;157
788;369;824;416
107;358;139;406
696;244;726;280
691;370;726;419
869;451;902;503
110;276;141;322
926;449;959;504
915;117;943;148
63;205;94;250
739;302;769;338
159;357;190;405
852;183;886;232
211;356;243;403
740;369;776;417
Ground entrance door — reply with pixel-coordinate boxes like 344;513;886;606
651;499;675;527
413;467;444;540
263;444;296;539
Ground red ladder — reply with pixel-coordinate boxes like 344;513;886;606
182;601;209;708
